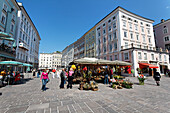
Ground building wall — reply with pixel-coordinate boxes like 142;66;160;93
0;0;20;61
85;27;96;58
154;19;170;51
15;3;41;69
39;52;62;69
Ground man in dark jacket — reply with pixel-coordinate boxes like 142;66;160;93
60;69;65;89
153;71;161;86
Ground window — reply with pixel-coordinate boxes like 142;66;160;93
130;33;133;39
143;35;145;42
109;34;112;41
114;55;118;60
159;54;162;61
124;31;127;38
164;55;167;61
125;42;128;49
113;16;115;20
148;37;151;43
104;46;106;53
19;31;22;38
103;36;106;43
110;56;112;61
98;32;100;37
151;54;154;60
165;44;170;50
147;29;150;34
103;29;106;34
144;53;147;60
23;34;25;40
3;4;7;12
129;23;132;29
108;19;111;23
113;23;116;28
12;15;15;21
138;52;142;59
1;13;6;24
136;34;139;40
114;43;117;50
103;23;105;27
109;44;112;52
104;57;106;60
141;27;144;32
124;53;129;60
163;29;168;34
164;36;169;42
113;32;116;39
123;21;126;27
108;26;111;31
135;25;138;31
10;23;14;32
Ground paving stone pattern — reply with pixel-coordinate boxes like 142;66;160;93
0;73;170;113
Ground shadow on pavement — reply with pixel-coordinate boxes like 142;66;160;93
13;78;33;85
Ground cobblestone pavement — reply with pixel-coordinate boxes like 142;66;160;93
0;74;170;113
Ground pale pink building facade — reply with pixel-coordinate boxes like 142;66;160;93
96;6;169;76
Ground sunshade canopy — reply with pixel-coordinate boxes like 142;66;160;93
0;37;14;41
139;63;158;69
70;57;132;66
0;32;11;37
22;63;33;67
0;61;23;65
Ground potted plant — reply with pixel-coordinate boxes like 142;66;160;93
137;74;145;85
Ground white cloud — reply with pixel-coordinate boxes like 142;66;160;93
166;6;170;9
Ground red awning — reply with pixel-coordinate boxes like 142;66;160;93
139;63;158;69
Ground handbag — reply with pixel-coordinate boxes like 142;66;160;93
47;78;50;83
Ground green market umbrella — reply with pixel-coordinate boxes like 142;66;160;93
0;61;23;65
0;32;11;37
22;63;33;67
0;37;14;41
27;66;30;71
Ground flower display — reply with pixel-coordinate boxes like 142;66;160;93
137;74;145;85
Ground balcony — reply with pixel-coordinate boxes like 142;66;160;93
0;43;16;59
121;43;169;53
19;42;29;51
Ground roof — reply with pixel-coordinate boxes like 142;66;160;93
95;6;154;26
154;19;170;28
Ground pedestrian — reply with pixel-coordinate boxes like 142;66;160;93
153;71;161;86
56;69;60;79
67;68;74;89
104;67;109;84
64;68;68;84
52;69;56;78
37;70;40;78
60;68;65;89
40;69;49;91
15;71;21;84
33;69;36;78
1;69;6;86
11;71;16;84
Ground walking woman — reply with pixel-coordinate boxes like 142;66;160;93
153;71;161;86
40;69;49;91
60;69;65;89
67;68;74;89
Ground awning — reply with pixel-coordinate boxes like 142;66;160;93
139;63;158;69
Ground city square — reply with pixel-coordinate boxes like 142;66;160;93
0;74;170;113
0;0;170;113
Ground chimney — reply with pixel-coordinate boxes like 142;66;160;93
161;19;165;23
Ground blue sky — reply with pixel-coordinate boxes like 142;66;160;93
16;0;170;53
